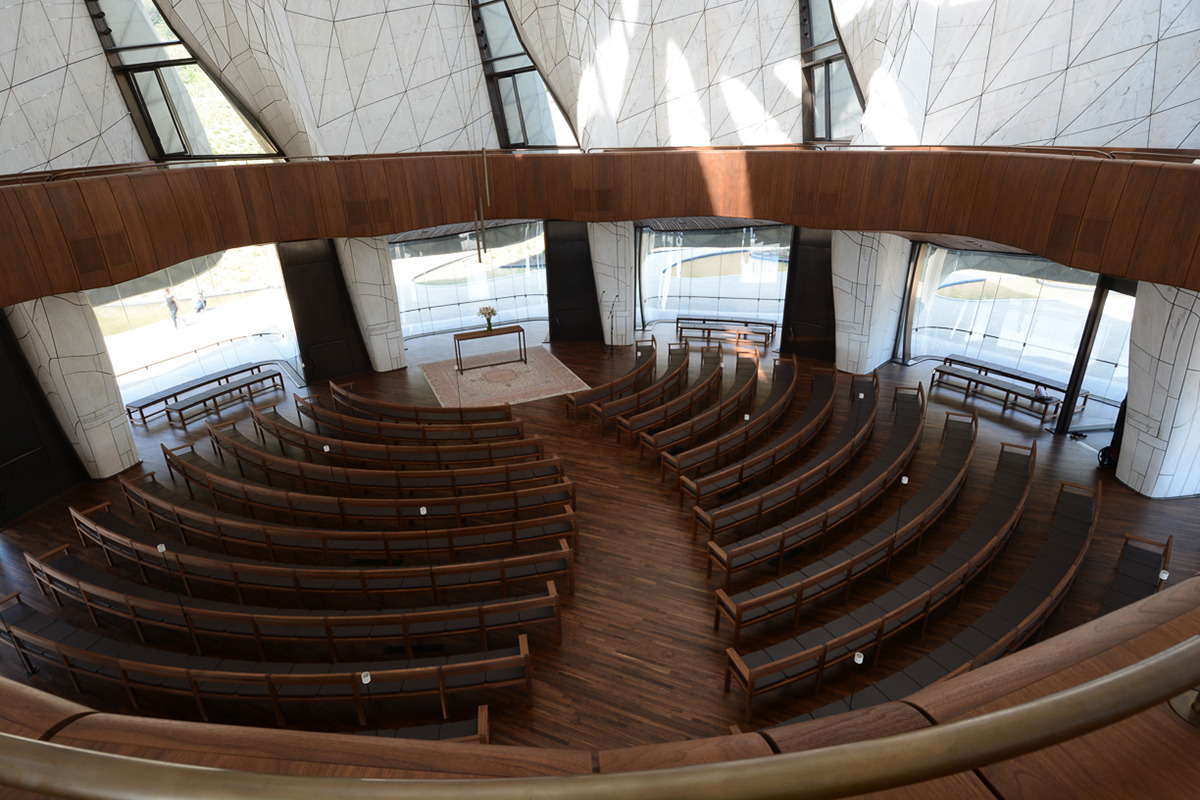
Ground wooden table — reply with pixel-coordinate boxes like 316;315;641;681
453;325;527;372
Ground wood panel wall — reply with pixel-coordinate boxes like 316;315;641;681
2;149;1199;307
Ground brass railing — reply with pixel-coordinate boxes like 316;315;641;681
1;635;1198;800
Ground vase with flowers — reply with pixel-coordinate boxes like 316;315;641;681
478;305;498;331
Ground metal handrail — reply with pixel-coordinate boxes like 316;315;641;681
1;635;1197;800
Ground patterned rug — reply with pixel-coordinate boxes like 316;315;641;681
419;346;590;407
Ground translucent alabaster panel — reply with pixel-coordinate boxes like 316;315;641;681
4;295;139;479
1117;284;1200;498
334;237;407;372
156;0;497;157
588;222;636;347
0;1;145;173
830;231;911;374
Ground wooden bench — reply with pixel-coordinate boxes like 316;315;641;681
163;369;285;429
931;355;1089;423
0;593;531;725
251;405;546;470
846;480;1100;710
705;385;925;589
207;421;566;499
692;376;884;541
663;361;808;488
564;338;656;420
726;442;1037;719
294;394;525;443
162;443;577;529
330;381;512;423
25;545;562;662
643;349;760;461
119;476;581;565
615;345;724;446
590;342;690;427
678;370;844;510
71;505;577;607
675;317;776;350
1099;533;1171;615
124;362;271;424
714;413;979;647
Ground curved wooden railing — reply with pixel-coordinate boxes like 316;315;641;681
2;147;1199;308
0;632;1197;800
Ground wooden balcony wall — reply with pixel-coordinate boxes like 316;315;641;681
1;149;1199;308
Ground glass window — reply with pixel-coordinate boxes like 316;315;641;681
133;70;186;156
637;225;792;328
1081;290;1134;403
906;245;1133;403
478;1;525;59
85;245;300;402
90;0;279;160
391;222;548;338
496;76;526;146
828;60;862;140
800;0;863;142
469;0;578;149
806;1;838;48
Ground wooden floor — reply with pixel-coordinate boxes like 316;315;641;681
1;328;1197;753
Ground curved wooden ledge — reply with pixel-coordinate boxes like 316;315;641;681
2;576;1198;799
2;148;1199;307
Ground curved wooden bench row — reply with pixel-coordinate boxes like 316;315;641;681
692;374;882;541
563;338;656;420
3;578;1198;792
71;506;576;609
818;480;1099;715
250;405;546;470
706;384;927;591
590;342;691;427
615;345;724;446
732;441;1036;720
663;358;805;488
296;394;525;444
119;477;580;565
24;545;562;663
715;413;980;647
162;444;577;530
645;349;761;462
207;421;567;500
163;370;286;429
330;381;512;423
124;363;275;425
0;594;531;725
679;369;844;510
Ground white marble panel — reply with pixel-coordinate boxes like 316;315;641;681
4;295;138;479
830;231;911;374
1117;283;1200;497
334;236;407;373
588;222;636;346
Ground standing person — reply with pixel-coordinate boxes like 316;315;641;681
164;288;179;328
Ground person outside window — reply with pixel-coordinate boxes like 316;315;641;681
193;290;207;313
164;288;179;328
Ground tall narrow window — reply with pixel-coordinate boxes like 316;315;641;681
801;0;864;142
85;0;279;160
470;0;578;149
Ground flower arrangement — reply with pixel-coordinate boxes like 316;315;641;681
478;305;498;330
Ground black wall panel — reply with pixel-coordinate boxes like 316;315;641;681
277;240;374;383
0;315;86;525
544;221;604;342
780;235;837;362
